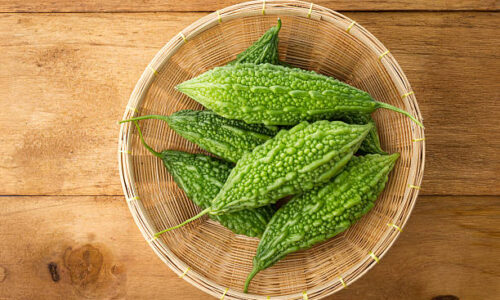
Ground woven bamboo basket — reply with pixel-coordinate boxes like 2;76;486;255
118;1;425;299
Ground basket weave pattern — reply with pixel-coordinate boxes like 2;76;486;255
118;1;425;299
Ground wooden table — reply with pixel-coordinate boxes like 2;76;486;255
1;1;499;299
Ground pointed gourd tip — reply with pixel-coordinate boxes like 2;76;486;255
175;82;189;92
376;149;388;155
276;18;282;30
388;152;400;163
357;122;373;137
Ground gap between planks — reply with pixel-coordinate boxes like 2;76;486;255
0;9;499;14
1;195;499;198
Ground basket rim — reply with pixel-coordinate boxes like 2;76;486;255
118;1;425;299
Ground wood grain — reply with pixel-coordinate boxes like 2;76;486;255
0;0;498;13
344;12;500;196
333;195;500;300
0;195;498;299
0;13;200;196
1;12;499;196
0;195;207;299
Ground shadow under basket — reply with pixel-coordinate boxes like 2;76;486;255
118;1;425;299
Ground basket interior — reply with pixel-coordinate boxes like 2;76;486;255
127;14;418;297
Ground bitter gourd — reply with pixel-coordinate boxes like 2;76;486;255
131;121;274;237
336;114;386;154
230;19;281;65
120;110;278;163
157;120;372;234
161;150;274;237
176;63;423;128
120;22;284;161
231;19;385;155
244;153;400;292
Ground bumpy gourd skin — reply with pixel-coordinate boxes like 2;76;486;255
118;110;278;163
210;121;372;214
177;63;424;128
244;153;399;292
230;19;281;65
336;114;386;154
161;150;274;237
167;110;278;162
177;63;377;125
231;18;384;155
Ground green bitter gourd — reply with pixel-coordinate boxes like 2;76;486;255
132;121;274;237
244;153;400;292
230;18;281;65
120;21;283;162
161;150;274;237
176;63;423;128
122;21;384;157
336;114;386;154
120;110;278;163
233;18;385;154
157;120;372;235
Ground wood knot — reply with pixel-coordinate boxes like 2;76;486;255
64;244;103;287
48;262;60;282
432;296;459;300
61;243;126;298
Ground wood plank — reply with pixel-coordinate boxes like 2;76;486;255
342;12;500;196
0;0;498;13
1;12;499;196
0;195;207;299
334;195;500;300
0;195;498;299
0;12;202;196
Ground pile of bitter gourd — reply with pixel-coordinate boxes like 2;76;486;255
121;19;421;292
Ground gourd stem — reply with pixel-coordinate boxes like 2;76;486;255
154;208;211;237
132;121;162;158
376;102;424;128
119;115;170;124
276;18;282;31
243;266;260;293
